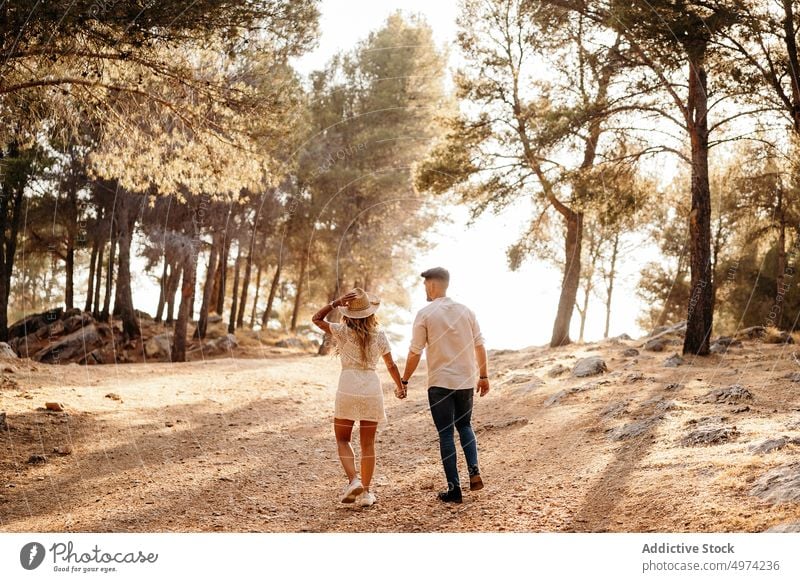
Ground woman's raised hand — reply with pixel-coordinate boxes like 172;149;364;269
334;291;359;307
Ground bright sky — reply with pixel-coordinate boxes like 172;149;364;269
290;0;651;350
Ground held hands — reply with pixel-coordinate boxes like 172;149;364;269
395;380;407;400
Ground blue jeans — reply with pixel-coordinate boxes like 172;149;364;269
427;386;479;490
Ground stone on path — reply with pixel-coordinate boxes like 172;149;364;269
681;426;738;446
572;356;608;377
751;462;800;504
0;342;17;359
698;384;753;404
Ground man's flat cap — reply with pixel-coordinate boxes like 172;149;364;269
420;267;450;281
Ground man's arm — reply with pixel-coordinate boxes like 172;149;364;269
471;309;489;396
475;344;489;397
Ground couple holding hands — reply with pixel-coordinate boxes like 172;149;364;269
312;267;490;508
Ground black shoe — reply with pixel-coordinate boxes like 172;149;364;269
437;487;463;504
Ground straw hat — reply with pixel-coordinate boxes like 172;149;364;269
338;287;380;319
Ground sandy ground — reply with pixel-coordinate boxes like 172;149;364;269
2;335;800;532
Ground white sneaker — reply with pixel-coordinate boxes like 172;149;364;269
356;491;376;507
340;478;364;503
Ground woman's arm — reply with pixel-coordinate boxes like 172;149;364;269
311;291;358;334
382;353;405;398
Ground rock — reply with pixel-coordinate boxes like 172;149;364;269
0;342;17;359
748;436;800;455
600;400;630;419
736;325;766;339
644;338;667;352
546;364;568;377
621;348;639;357
8;309;61;340
663;353;683;367
765;330;794;344
26;454;47;464
681;426;739;446
44;402;64;412
699;384;754;404
616;333;633;341
34;323;113;364
733;406;750;413
572;356;608;377
751;462;800;504
0;411;6;430
134;309;153;321
624;372;644;383
105;393;122;402
145;333;173;359
478;417;528;431
62;312;94;334
765;521;800;532
79;348;105;365
276;337;304;349
784;372;800;383
544;389;569;406
709;342;728;354
52;445;72;455
664;382;684;392
607;419;654;441
213;333;238;351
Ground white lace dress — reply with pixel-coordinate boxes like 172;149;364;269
330;322;391;424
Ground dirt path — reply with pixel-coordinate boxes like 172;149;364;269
2;339;800;532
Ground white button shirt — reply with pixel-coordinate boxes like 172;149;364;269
409;296;485;390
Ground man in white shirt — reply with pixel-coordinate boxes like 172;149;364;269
399;267;490;504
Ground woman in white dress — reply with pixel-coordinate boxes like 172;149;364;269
312;288;404;507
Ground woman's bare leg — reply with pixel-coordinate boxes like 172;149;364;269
359;420;378;491
334;418;357;482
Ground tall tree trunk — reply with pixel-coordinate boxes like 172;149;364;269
682;55;713;356
112;193;140;339
155;259;169;323
603;231;619;339
550;210;583;347
0;142;27;341
100;227;117;322
775;192;787;329
237;205;262;329
65;237;75;310
228;245;243;334
173;243;199;363
237;247;254;329
290;253;308;333
92;241;104;318
194;234;219;339
262;262;281;328
249;262;263;328
165;260;182;324
84;239;98;313
781;0;800;134
214;223;232;315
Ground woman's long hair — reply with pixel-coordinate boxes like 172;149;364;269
342;314;378;366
